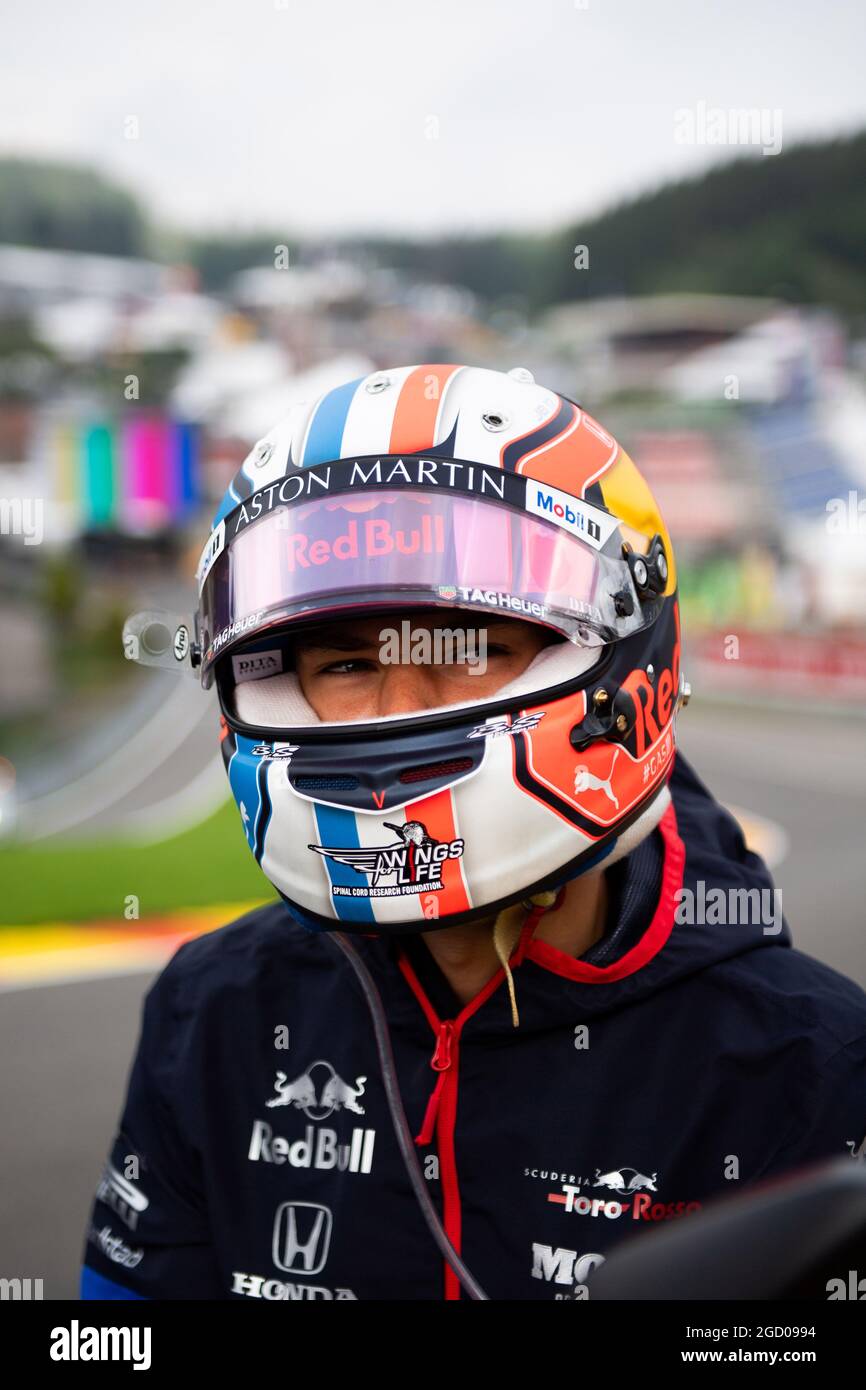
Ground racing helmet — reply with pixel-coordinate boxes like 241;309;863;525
140;364;687;936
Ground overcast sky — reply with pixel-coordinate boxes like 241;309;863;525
1;0;863;239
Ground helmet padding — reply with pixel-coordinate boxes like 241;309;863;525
232;635;602;729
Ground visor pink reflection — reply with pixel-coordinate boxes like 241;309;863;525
226;489;599;626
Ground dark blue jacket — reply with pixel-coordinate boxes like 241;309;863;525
80;752;866;1300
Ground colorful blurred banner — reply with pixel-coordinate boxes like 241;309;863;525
48;411;200;534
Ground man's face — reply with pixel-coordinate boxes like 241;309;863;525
293;609;557;721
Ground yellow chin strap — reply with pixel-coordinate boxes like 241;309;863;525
492;890;561;1029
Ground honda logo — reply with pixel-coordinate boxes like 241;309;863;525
272;1202;332;1276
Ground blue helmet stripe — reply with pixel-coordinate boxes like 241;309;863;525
228;734;264;854
253;756;273;864
301;378;364;467
313;803;376;923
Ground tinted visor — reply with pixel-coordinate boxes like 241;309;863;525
198;486;653;684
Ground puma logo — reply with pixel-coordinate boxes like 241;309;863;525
573;748;620;808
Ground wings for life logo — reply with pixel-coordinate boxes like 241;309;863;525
309;819;464;898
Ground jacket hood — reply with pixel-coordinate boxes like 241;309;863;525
336;750;792;1040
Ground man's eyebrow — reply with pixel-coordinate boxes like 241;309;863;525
292;618;533;654
292;633;380;653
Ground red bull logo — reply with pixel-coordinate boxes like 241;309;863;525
264;1062;367;1119
248;1120;376;1175
285;514;445;571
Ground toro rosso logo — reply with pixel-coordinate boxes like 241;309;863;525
552;1165;702;1223
309;820;464;898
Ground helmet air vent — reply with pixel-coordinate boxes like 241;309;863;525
398;757;473;785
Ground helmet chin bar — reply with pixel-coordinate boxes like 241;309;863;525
122;609;202;677
273;779;672;938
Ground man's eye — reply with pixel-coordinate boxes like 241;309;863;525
319;658;376;675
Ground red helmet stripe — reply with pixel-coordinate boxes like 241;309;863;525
389;364;462;455
403;786;471;915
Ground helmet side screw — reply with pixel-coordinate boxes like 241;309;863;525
632;557;648;587
615;713;628;733
592;688;610;708
365;374;391;394
646;663;655;683
656;552;668;584
481;410;510;432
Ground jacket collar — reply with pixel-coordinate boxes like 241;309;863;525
350;749;792;1040
353;797;685;1039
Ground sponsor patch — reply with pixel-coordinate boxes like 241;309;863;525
88;1224;144;1269
207;610;265;662
248;1120;376;1175
251;740;299;762
231;1270;357;1300
526;482;619;550
232;648;284;683
226;456;510;539
450;586;549;619
309;819;464;897
95;1162;149;1233
196;518;225;593
468;712;546;740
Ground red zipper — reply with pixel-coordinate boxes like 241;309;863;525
415;1020;455;1146
432;1019;454;1070
389;869;679;1297
413;1017;463;1299
397;950;530;1300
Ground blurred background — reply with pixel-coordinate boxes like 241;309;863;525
1;0;865;1295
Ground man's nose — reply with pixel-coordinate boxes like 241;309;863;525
376;662;441;716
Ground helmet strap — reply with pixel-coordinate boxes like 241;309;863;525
492;885;567;1030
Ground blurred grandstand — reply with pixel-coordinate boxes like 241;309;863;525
2;143;866;858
